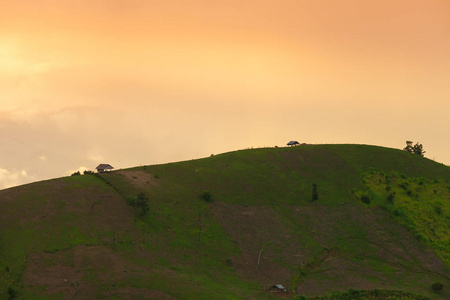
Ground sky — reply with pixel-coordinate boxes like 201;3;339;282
1;0;449;189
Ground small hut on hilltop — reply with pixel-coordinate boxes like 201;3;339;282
96;164;114;173
287;141;300;146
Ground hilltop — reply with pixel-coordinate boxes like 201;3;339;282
1;144;449;299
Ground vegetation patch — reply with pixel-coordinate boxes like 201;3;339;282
360;170;450;265
295;288;431;299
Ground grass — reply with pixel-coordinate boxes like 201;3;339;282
295;288;432;299
0;144;449;299
360;170;450;265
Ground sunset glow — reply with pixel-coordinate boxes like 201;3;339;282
1;0;449;189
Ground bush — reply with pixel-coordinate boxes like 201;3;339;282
201;191;213;203
312;183;318;202
127;193;150;216
71;171;81;176
83;170;94;175
393;208;405;217
7;287;16;299
399;182;409;190
387;192;395;204
432;282;443;292
433;205;442;215
225;258;232;266
361;195;371;204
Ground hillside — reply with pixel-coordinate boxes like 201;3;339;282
1;144;449;299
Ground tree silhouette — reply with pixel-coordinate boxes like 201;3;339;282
403;141;425;157
403;141;414;153
413;143;425;156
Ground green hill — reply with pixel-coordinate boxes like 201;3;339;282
1;144;449;299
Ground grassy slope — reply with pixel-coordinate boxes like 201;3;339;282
0;144;449;299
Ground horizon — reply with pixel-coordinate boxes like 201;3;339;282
1;143;447;191
1;0;449;189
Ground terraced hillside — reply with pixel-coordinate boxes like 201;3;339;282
1;144;449;299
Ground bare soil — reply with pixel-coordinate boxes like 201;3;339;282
213;202;449;297
116;170;159;187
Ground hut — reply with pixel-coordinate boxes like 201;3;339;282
269;284;288;293
96;164;114;173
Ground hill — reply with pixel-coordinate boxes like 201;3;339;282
1;144;449;299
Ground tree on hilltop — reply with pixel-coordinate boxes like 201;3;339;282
404;141;414;153
413;143;426;156
403;141;425;157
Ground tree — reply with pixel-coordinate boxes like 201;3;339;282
413;142;425;156
431;282;443;292
403;141;414;153
127;192;150;216
403;141;425;157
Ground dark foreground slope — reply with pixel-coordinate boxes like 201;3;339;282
1;144;449;299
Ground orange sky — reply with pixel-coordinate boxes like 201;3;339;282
1;0;449;188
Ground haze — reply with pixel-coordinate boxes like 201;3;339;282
1;0;449;189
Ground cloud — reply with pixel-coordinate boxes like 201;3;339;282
65;166;89;176
0;167;29;190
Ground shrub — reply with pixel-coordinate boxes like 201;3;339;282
393;208;404;217
387;192;395;204
432;282;443;292
225;258;232;266
361;195;371;204
399;182;409;190
127;193;150;216
7;287;16;299
83;170;94;175
201;191;213;203
71;171;81;176
346;288;361;296
433;205;442;215
312;183;318;202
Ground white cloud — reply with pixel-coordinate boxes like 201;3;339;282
0;167;29;190
65;166;89;176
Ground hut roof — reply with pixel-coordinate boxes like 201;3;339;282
96;164;114;170
274;284;285;289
